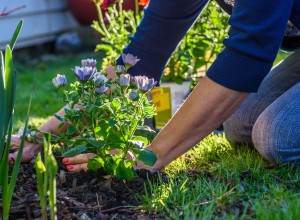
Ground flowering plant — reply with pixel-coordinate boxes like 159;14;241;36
32;54;157;180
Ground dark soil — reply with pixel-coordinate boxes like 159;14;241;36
1;157;167;220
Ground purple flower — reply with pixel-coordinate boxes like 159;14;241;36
95;85;108;94
128;89;139;101
116;65;126;74
93;72;108;86
135;76;157;92
73;66;96;82
81;59;97;68
119;74;131;87
52;74;67;88
122;53;140;69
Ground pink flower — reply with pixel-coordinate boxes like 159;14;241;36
122;53;140;69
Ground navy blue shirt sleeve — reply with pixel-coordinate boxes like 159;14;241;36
118;0;299;92
206;0;296;92
117;0;209;84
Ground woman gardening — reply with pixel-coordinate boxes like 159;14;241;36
9;0;300;171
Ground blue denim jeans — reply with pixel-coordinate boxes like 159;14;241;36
224;48;300;164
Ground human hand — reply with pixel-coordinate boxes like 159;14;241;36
62;153;96;172
9;134;43;163
62;149;160;173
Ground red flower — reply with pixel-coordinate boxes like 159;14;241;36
100;0;117;10
138;0;149;7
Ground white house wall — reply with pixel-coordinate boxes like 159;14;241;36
0;0;79;50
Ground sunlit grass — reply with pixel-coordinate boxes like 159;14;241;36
139;134;300;219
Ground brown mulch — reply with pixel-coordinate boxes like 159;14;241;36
1;158;167;220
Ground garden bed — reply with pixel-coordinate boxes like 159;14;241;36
5;157;165;219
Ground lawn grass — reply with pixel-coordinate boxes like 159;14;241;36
13;50;300;219
140;134;300;219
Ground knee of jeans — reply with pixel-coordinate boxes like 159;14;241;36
223;110;253;144
252;114;300;164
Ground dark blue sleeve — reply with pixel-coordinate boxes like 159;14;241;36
116;0;209;83
206;0;295;92
290;0;300;28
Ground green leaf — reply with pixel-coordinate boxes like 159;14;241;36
135;125;157;141
116;160;135;180
66;126;76;135
6;92;32;218
143;106;156;117
0;51;6;154
111;98;121;111
87;157;105;171
129;140;144;148
64;107;72;115
34;153;47;214
58;122;64;130
108;118;116;126
54;114;64;121
86;138;105;149
62;146;88;157
132;136;149;145
132;148;157;166
9;20;24;51
4;45;15;126
106;128;125;143
95;121;109;138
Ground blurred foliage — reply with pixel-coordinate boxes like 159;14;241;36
92;0;229;85
92;0;143;67
163;1;229;84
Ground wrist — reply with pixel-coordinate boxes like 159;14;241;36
17;127;44;145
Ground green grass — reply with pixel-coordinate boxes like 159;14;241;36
139;134;300;219
274;51;291;65
13;51;300;219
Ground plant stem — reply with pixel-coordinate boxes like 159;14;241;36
95;1;111;38
134;0;139;19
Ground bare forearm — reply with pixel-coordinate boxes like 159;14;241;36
148;76;248;170
38;104;83;135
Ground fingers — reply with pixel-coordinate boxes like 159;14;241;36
62;153;96;165
66;163;88;172
62;153;96;172
9;135;22;150
9;146;37;163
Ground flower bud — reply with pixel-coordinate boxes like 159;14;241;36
93;72;108;86
119;74;131;87
116;65;126;74
128;89;139;101
52;74;67;88
95;85;108;94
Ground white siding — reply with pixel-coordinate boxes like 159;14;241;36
0;0;79;50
